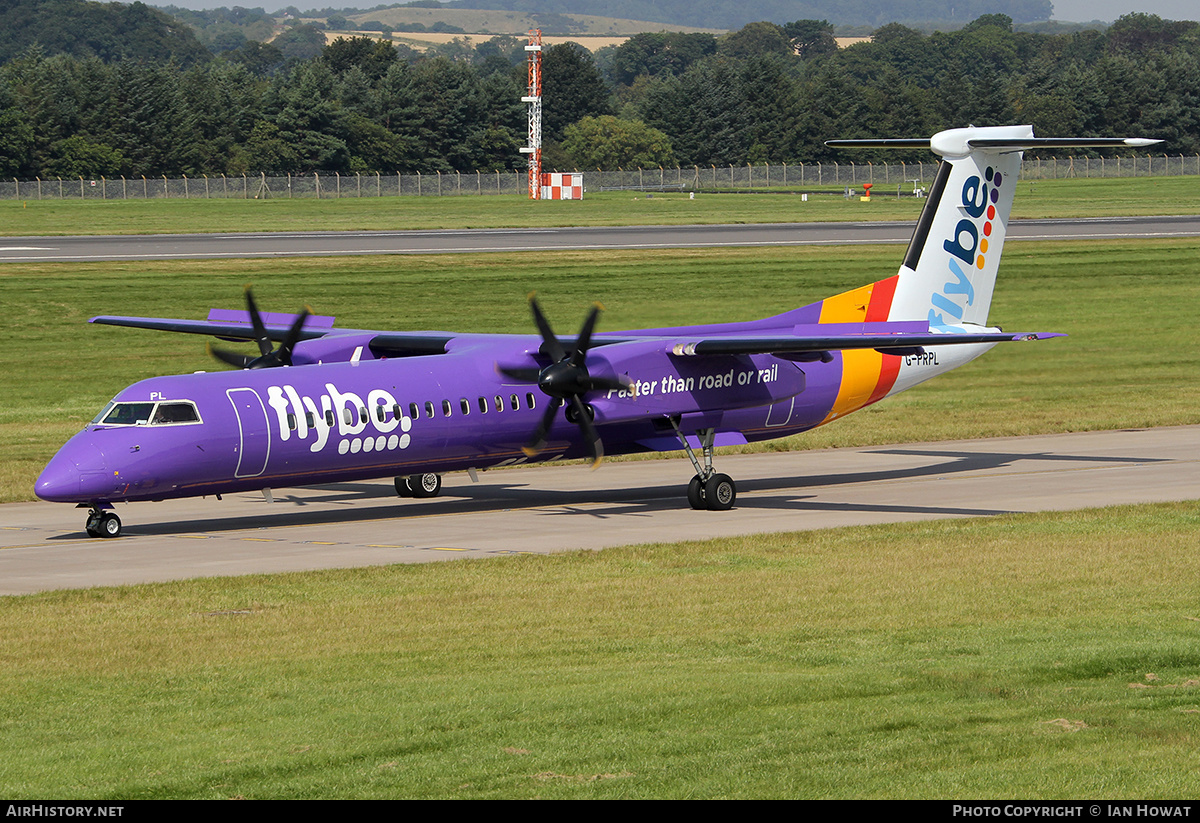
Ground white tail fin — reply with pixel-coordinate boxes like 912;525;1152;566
891;125;1026;326
828;126;1161;327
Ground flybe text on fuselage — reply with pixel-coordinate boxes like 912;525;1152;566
930;166;1005;327
264;381;413;456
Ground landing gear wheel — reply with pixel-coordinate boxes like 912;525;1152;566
687;475;706;510
409;473;442;498
97;512;122;538
703;473;736;511
394;476;413;497
669;423;733;512
84;508;121;538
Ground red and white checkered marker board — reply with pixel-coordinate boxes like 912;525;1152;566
540;173;583;200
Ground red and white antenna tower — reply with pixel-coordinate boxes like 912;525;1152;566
520;29;543;200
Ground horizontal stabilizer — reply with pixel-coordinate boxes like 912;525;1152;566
824;139;931;148
965;137;1161;150
828;132;1161;158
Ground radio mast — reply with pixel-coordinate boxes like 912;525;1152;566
520;29;543;200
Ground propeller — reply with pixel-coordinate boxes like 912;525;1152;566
210;288;310;370
498;295;634;468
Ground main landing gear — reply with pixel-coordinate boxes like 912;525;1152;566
670;421;737;511
83;506;122;538
394;473;443;499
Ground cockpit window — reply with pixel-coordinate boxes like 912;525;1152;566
153;402;200;425
99;402;155;426
93;400;201;427
90;402;116;425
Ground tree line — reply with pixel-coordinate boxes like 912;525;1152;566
610;14;1200;167
1;11;1197;180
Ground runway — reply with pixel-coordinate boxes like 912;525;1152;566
3;426;1197;595
2;215;1199;262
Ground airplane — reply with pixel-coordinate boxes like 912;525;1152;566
35;125;1160;538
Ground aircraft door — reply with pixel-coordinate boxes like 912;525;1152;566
227;388;270;478
763;360;804;427
764;397;794;427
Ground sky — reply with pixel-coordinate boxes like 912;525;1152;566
150;1;1198;23
1048;0;1195;21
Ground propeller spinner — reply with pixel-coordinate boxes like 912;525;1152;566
498;296;633;468
210;288;310;370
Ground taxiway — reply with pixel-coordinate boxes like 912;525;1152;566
2;426;1197;595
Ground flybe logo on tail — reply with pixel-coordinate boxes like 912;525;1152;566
930;166;1004;326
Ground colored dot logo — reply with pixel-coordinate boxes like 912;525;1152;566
978;166;1002;269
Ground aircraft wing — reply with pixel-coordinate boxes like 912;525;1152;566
91;314;455;358
669;331;1064;358
90;315;334;342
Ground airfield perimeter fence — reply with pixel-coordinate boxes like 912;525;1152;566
2;154;1198;200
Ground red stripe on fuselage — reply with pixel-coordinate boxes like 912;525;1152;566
864;275;901;404
865;274;899;322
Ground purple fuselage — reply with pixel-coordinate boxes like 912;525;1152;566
35;329;841;505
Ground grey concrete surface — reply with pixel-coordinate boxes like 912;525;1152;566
2;216;1198;263
2;426;1196;595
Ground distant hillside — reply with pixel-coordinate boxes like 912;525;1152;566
156;4;277;51
0;0;211;65
342;7;720;36
442;0;1055;30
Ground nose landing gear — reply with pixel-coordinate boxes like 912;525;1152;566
84;506;122;538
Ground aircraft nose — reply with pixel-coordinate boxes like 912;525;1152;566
35;442;112;502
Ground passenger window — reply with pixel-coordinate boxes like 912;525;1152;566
343;407;353;425
460;398;470;415
478;397;487;414
510;394;519;411
287;413;297;430
305;412;315;428
326;410;335;427
527;392;536;410
425;402;434;419
376;404;386;422
442;399;452;417
359;407;368;424
494;395;503;412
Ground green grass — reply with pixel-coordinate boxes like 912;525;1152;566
0;188;910;235
2;176;1196;235
1;501;1198;798
3;177;1197;798
5;238;1199;503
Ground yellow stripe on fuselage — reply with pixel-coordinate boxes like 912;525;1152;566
818;282;884;424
